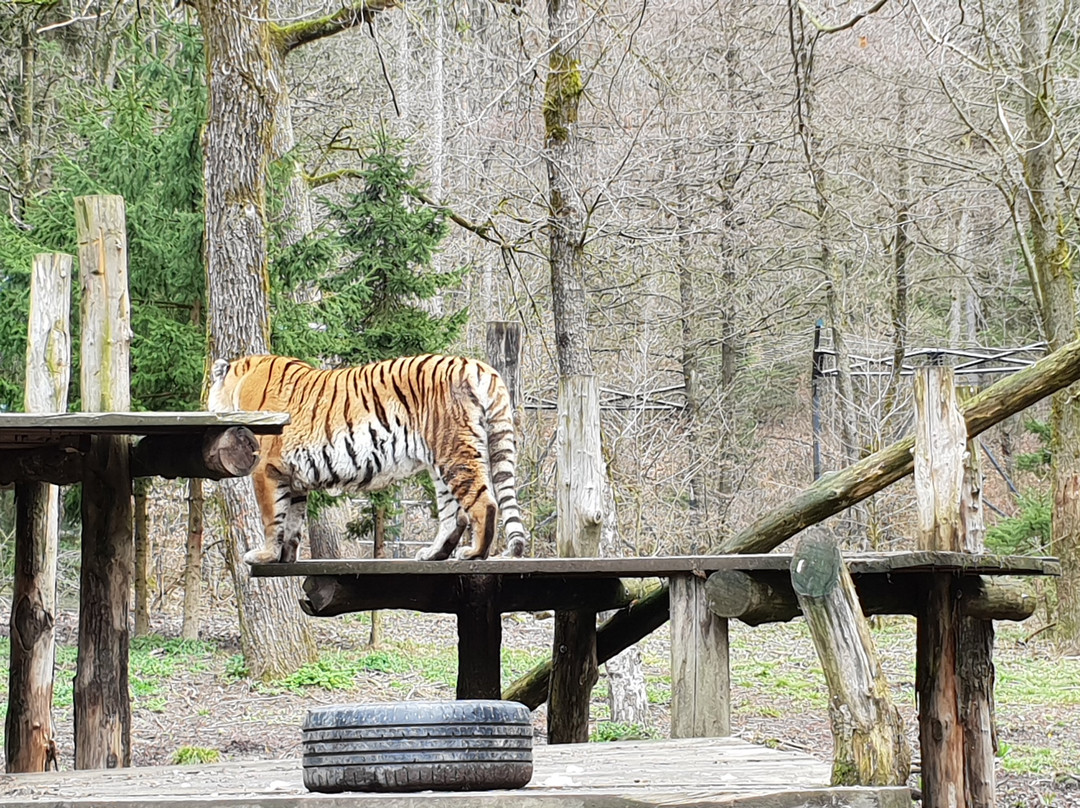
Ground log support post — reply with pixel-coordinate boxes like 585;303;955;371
669;573;730;738
455;575;503;700
914;366;995;808
74;195;133;770
549;375;603;743
791;531;910;786
6;253;71;773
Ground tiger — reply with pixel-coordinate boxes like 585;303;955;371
208;353;529;565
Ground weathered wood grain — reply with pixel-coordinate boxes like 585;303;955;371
0;737;913;807
670;574;730;738
704;570;1036;624
74;194;133;771
791;532;909;787
6;253;70;774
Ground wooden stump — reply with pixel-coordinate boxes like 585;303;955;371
670;574;730;738
790;532;910;787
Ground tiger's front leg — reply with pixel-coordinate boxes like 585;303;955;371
244;465;293;564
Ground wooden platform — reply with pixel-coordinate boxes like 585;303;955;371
0;738;910;808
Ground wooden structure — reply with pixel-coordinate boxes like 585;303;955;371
255;550;1056;801
1;411;289;771
0;737;912;808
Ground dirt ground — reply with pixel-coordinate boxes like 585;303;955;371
24;599;1080;808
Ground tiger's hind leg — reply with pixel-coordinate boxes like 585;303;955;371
415;475;468;561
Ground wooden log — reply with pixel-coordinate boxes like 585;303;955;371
129;427;259;479
181;478;204;642
914;367;978;808
918;575;965;808
6;253;70;774
456;575;502;700
3;427;261;485
718;334;1080;554
957;385;995;808
791;532;910;787
75;194;133;771
704;570;1036;624
670;574;730;738
549;375;603;744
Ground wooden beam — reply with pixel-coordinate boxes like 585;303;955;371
704;570;1037;624
129;427;260;479
791;532;909;786
74;194;133;771
5;253;70;772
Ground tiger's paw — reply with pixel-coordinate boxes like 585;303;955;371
415;545;449;561
244;547;282;565
502;538;526;558
455;545;487;561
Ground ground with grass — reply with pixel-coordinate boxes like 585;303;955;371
2;605;1079;806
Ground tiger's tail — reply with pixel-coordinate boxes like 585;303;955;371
484;369;528;558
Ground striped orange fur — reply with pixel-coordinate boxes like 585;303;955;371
209;354;528;564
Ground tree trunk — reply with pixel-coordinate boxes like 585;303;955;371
181;477;204;642
1018;0;1080;650
193;0;316;677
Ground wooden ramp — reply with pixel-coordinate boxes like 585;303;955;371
0;738;909;808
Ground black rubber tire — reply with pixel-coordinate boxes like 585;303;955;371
302;700;534;793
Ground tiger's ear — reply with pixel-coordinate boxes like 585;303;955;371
211;358;231;385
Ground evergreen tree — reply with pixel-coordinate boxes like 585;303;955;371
270;134;467;365
0;22;206;412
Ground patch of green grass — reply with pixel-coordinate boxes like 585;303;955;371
998;742;1068;775
269;653;364;693
414;652;457;687
172;745;220;765
997;657;1080;706
645;676;670;705
224;654;248;681
357;649;412;674
590;721;658;742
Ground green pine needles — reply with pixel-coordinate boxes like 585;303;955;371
270;134;467;365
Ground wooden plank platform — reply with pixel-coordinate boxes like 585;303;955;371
0;738;911;808
252;552;1060;579
0;411;289;448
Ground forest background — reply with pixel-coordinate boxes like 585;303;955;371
0;0;1078;678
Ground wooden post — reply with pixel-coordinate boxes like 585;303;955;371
669;574;730;738
956;386;995;808
74;194;133;770
549;375;602;743
914;366;986;808
455;575;503;700
790;531;910;786
181;478;204;642
6;253;71;773
486;321;523;411
133;478;151;637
